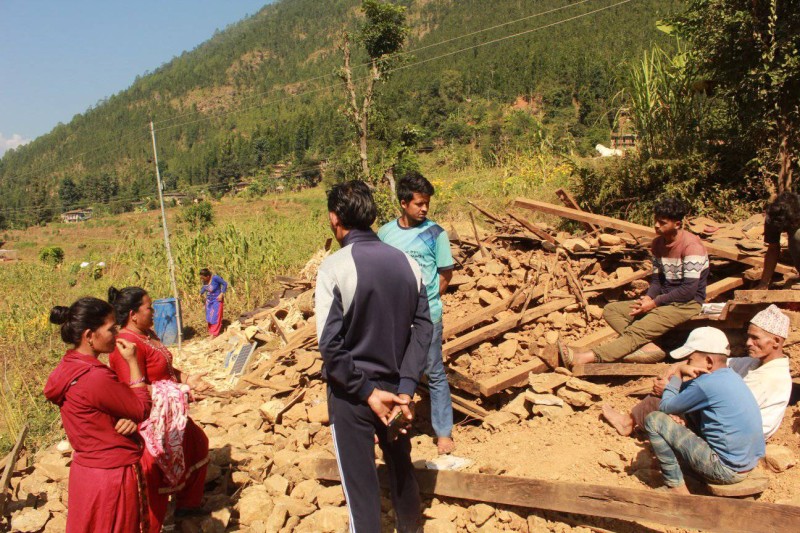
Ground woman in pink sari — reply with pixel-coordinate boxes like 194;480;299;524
108;286;211;532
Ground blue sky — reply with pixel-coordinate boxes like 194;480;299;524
0;1;271;155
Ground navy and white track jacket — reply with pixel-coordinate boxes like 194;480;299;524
315;229;433;400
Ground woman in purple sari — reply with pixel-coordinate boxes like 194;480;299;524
199;268;227;337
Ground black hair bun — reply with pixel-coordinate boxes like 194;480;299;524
107;286;120;303
49;306;70;325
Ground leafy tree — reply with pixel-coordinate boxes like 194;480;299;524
58;177;82;209
338;0;409;183
670;1;800;195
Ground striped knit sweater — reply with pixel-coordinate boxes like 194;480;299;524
646;229;709;305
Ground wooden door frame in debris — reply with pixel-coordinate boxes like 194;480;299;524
315;459;800;533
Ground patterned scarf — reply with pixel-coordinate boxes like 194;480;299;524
139;380;190;487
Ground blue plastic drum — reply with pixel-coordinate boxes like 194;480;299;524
153;297;180;345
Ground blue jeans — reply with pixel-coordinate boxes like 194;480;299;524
426;321;453;439
644;411;748;488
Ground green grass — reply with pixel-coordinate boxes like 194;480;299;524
0;188;329;453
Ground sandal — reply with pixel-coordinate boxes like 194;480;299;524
557;339;574;368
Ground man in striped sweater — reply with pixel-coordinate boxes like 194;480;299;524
567;197;709;365
315;180;433;532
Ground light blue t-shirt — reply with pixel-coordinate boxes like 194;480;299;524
378;218;454;323
660;368;765;471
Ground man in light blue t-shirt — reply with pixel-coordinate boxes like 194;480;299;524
378;172;456;454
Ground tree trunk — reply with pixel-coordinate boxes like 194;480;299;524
777;132;794;195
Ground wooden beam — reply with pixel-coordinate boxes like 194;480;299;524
478;357;548;397
733;289;800;304
443;290;527;340
450;394;489;419
0;424;28;517
467;201;504;224
315;459;800;533
469;212;491;259
514;198;793;274
572;363;669;377
584;269;650;292
555;188;599;233
443;298;575;358
568;327;618;350
445;366;482;396
269;312;291;344
506;212;557;245
705;277;745;301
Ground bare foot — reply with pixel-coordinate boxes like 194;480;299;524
601;403;634;436
437;437;455;455
572;350;596;365
667;483;691;495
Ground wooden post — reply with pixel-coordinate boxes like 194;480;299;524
469;211;490;259
0;424;28;517
150;120;183;351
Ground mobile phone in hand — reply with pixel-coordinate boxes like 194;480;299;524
387;410;409;441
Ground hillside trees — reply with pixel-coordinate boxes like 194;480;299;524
671;0;800;196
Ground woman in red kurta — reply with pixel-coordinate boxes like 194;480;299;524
44;297;151;533
107;286;211;532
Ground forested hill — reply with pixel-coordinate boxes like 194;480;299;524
0;0;679;228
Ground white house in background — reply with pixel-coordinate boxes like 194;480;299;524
61;208;93;223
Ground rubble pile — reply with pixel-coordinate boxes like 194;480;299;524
3;198;799;533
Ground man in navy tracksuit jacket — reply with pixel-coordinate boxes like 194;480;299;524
315;180;433;533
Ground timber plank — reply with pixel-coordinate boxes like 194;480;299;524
572;363;669;377
514;198;793;274
442;298;575;358
568;327;618;350
705;277;745;301
443;290;528;340
584;269;650;292
478;357;548;397
733;289;800;304
506;212;558;245
555;187;599;233
315;459;800;533
445;366;482;396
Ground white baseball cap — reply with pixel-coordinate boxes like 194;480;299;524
670;327;730;360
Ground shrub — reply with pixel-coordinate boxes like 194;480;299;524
180;201;215;231
38;246;64;266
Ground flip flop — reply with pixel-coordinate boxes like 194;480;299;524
557;339;574;368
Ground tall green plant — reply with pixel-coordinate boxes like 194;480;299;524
622;43;711;159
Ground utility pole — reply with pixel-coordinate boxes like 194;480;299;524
150;120;183;351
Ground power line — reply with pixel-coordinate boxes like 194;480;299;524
2;0;635;218
3;0;609;184
149;0;595;129
153;0;631;134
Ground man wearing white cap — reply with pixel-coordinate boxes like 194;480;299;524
642;327;765;493
728;305;793;438
603;309;792;439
